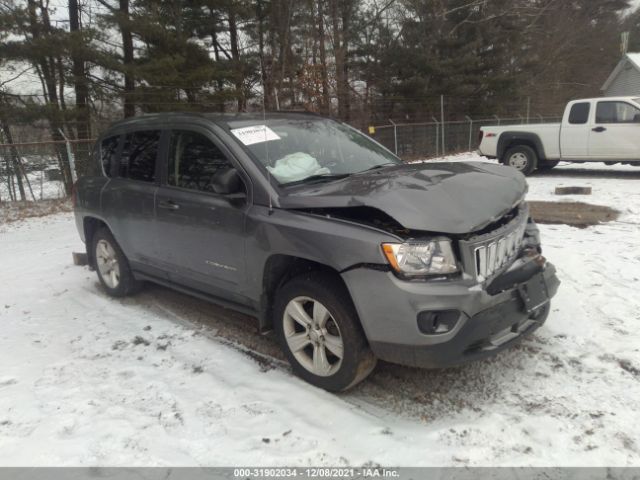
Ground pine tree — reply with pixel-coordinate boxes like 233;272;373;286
0;0;76;193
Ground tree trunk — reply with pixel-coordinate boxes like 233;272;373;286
317;0;330;114
119;0;135;118
2;149;16;202
228;7;246;111
4;154;16;201
209;8;226;112
276;0;293;108
330;0;350;120
256;0;274;109
69;0;92;176
27;0;74;194
339;4;351;120
0;122;26;202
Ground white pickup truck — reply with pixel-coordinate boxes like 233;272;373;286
478;96;640;175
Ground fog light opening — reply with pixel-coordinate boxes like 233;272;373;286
417;310;460;335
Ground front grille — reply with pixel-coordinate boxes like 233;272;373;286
474;222;527;278
459;204;529;281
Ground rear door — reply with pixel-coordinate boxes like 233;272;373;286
100;129;163;276
560;101;591;159
589;101;640;159
154;126;251;305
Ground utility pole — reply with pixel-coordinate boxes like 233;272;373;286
622;32;630;55
389;119;398;155
440;95;445;156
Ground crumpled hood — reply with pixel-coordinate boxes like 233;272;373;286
279;162;527;234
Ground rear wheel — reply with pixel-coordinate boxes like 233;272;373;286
92;227;142;297
503;145;538;176
274;272;377;392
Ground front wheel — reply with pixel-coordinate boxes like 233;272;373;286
274;272;377;392
503;145;538;176
92;227;142;297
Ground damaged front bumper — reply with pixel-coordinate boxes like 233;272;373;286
342;254;560;369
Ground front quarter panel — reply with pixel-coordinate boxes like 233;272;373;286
243;206;398;299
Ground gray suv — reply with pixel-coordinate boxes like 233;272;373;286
74;112;559;391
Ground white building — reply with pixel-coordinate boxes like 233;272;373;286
601;53;640;97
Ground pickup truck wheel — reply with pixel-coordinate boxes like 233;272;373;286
503;145;537;175
274;273;377;392
92;227;142;297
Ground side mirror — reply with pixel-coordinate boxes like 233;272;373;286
211;168;244;197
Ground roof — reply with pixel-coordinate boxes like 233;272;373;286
628;53;640;70
569;96;640;103
602;53;640;91
104;110;324;134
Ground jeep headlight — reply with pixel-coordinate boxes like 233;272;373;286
382;239;459;276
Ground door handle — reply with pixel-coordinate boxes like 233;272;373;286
158;200;180;210
592;126;607;133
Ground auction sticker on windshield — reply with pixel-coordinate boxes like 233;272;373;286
231;125;281;146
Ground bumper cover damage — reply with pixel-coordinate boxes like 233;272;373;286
345;255;560;369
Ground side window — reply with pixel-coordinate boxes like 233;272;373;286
168;130;234;192
568;103;590;125
120;130;161;182
596;102;640;124
100;136;120;177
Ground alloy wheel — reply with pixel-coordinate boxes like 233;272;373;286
96;239;120;289
282;296;344;377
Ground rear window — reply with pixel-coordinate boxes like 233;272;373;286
119;130;161;183
100;136;120;177
568;103;590;124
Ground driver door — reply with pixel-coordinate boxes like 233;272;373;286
154;127;250;305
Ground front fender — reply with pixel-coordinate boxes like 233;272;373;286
243;205;398;297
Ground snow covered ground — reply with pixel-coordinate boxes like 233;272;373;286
1;156;639;467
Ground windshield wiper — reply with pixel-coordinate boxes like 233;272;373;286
281;173;352;187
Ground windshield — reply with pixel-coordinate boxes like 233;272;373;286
227;117;400;185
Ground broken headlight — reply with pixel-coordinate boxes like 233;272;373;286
382;239;459;277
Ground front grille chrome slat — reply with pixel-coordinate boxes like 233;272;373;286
506;232;516;257
496;237;506;267
487;243;497;274
459;204;530;281
477;246;487;277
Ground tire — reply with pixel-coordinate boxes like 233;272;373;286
273;272;377;392
503;145;538;176
92;227;142;297
537;160;559;171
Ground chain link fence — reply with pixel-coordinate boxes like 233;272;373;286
0;114;563;203
369;116;562;159
0;139;93;203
